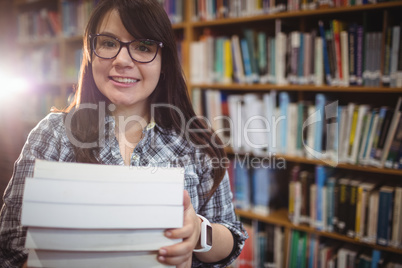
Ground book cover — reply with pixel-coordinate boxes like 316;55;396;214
385;115;402;169
318;21;332;85
390;186;402;248
314;93;326;158
382;27;392;87
332;20;343;85
28;249;172;268
357;110;374;165
372;108;394;166
369;106;389;165
240;38;254;84
243;28;259;83
336;177;350;235
314;36;324;86
365;189;379;244
228;94;244;152
346;179;360;238
390;25;401;88
376;185;394;246
252;167;276;216
279;92;290;154
231;35;246;84
348;23;358;85
356;25;364;86
234;158;251;210
380;96;402;167
289;31;301;84
326;176;337;232
22;202;183;229
25;228;181;251
315;165;327;231
349;105;370;165
356;181;377;240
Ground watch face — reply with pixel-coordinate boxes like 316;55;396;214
206;225;212;246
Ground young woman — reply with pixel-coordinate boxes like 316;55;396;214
0;0;247;267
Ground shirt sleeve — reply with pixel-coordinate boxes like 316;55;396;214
191;154;248;268
0;114;64;268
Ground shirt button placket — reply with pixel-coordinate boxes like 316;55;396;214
131;153;140;165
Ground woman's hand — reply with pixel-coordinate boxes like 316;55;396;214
157;190;201;267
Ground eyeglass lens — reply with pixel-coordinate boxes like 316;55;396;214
93;35;159;62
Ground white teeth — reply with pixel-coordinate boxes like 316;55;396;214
112;77;138;83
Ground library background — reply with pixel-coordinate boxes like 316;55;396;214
1;0;402;267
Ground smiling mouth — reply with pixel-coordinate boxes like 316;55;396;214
110;77;139;83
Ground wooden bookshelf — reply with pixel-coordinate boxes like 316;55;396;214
236;208;402;255
188;0;402;266
225;148;402;176
8;0;402;266
192;83;402;93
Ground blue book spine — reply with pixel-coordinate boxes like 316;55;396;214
240;39;253;84
376;187;394;246
318;21;332;85
335;105;343;157
315;165;327;230
308;235;316;268
279;92;289;153
252;167;269;209
371;250;381;268
314;93;326;156
234;160;251;210
270;38;276;83
326;178;336;232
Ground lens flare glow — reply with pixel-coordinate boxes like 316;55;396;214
0;72;29;100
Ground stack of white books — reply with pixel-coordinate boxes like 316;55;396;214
21;159;184;268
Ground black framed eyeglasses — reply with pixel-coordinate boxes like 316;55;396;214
90;34;164;63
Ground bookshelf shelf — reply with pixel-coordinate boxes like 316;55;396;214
17;37;61;47
225;149;402;176
191;83;402;93
236;208;402;255
190;2;402;28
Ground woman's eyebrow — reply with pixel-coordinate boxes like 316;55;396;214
97;31;119;38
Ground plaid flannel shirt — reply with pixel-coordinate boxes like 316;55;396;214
0;113;247;268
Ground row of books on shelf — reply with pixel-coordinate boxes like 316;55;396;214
190;19;402;88
61;0;99;38
22;160;183;267
16;0;183;42
228;158;288;216
17;7;62;43
234;221;285;268
20;44;60;83
21;91;67;125
192;0;396;22
288;165;402;249
193;87;402;169
18;45;82;85
286;231;402;268
235;221;402;268
157;0;184;23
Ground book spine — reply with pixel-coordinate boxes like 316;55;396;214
318;21;332;85
356;25;364;86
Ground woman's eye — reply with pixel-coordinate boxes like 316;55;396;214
102;40;117;48
138;45;150;52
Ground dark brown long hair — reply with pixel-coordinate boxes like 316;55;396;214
64;0;226;197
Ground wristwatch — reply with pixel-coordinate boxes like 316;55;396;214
193;214;213;252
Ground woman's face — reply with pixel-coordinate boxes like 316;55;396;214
92;9;162;116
